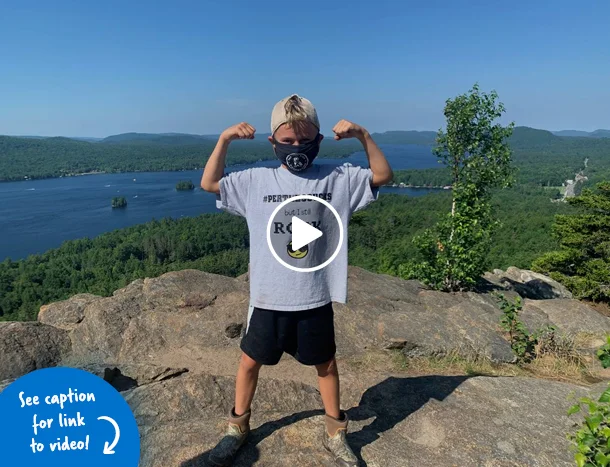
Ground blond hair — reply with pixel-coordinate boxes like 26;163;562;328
270;94;320;135
283;95;310;133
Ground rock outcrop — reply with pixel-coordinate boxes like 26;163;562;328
483;266;573;300
122;368;600;467
5;266;604;378
1;266;609;466
0;321;71;380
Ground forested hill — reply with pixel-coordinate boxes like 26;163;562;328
509;127;559;146
508;127;610;186
0;185;573;322
100;132;273;144
372;126;609;146
0;135;361;182
101;130;441;145
552;129;610;138
101;132;215;145
2;127;610;186
371;127;610;186
369;130;437;144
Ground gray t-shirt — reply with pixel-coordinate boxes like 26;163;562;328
217;163;378;311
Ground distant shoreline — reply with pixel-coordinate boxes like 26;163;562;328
1;154;356;184
387;183;452;190
6;167;201;183
8;168;452;191
68;170;106;177
14;170;450;190
3;152;446;186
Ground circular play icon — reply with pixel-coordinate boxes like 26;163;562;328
266;195;343;272
0;367;140;466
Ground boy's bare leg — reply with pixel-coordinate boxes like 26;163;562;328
315;357;340;418
235;352;262;415
209;352;260;466
317;357;359;466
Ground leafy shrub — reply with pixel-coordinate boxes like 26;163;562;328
568;385;610;467
597;335;610;369
494;292;555;363
566;336;610;466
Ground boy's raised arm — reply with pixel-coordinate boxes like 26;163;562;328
332;119;393;187
201;122;256;194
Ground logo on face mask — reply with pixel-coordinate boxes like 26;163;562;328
272;134;321;173
285;153;309;172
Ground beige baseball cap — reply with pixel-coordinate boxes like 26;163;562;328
270;94;320;135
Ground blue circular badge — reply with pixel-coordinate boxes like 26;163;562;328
0;367;140;466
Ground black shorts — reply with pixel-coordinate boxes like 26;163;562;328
240;302;336;366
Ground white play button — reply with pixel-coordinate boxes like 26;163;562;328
291;216;323;251
267;195;344;273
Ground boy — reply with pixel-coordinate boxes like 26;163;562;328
201;94;392;466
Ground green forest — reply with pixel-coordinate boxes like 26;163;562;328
391;168;452;187
379;127;610;187
348;184;574;275
0;185;574;322
1;125;608;321
0;135;361;182
3;127;610;188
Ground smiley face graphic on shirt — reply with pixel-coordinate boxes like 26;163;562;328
287;241;308;259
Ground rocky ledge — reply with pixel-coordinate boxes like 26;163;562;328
1;266;608;466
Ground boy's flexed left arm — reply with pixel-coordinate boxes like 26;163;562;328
332;120;393;187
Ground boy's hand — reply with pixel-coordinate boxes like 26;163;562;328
220;122;256;143
332;120;369;142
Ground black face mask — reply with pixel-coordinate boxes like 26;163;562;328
272;134;320;173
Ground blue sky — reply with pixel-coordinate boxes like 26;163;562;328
1;0;609;137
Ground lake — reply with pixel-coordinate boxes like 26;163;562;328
0;144;445;261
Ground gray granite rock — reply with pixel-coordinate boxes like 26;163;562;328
483;267;573;300
120;368;596;467
2;266;609;466
0;321;71;380
38;292;102;330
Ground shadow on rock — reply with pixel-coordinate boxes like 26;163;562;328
476;276;559;300
501;277;559;299
182;375;471;467
346;375;472;466
181;409;322;467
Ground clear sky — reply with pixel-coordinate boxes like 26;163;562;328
1;0;609;137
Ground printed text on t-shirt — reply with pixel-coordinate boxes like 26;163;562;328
262;193;332;203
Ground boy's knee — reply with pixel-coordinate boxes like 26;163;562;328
240;352;263;372
315;357;338;377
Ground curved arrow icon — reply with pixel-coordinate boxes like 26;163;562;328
97;416;121;454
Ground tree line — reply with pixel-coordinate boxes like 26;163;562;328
0;185;576;322
0;136;361;182
2;87;608;320
3;127;610;188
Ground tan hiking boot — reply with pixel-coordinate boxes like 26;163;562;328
208;407;251;467
322;411;359;467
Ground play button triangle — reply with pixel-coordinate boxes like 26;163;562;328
291;216;323;251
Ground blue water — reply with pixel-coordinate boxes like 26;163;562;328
0;144;444;261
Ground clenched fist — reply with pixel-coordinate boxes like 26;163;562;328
332;120;368;141
220;122;256;142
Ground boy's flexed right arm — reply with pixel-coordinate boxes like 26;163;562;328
200;122;256;194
